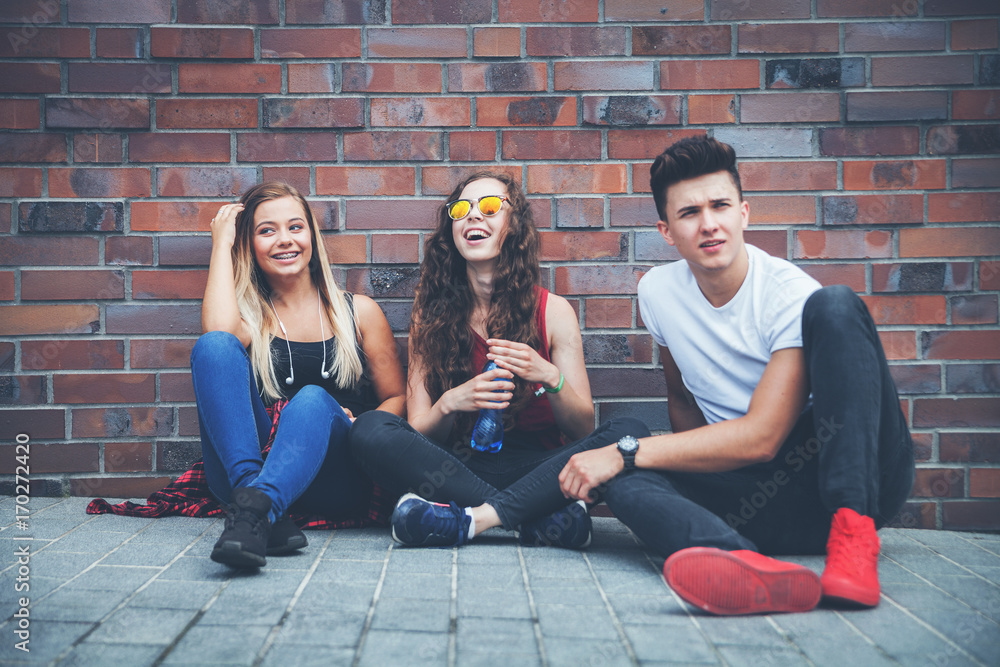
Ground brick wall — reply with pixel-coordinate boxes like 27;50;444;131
1;0;998;531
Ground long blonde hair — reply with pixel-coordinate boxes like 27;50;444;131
232;182;362;402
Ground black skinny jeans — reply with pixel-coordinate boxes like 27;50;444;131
604;285;916;558
350;413;650;530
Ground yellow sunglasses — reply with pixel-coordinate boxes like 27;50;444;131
446;195;508;220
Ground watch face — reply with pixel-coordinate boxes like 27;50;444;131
618;436;639;454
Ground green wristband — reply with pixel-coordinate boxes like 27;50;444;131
543;373;565;394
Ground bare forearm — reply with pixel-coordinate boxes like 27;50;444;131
667;392;708;433
375;395;406;418
202;247;243;335
635;416;780;473
547;386;595;441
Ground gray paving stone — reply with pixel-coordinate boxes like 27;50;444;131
85;607;196;645
775;613;902;667
627;622;720;663
456;616;536;646
542;635;633;667
386;547;453;573
716;645;806;667
28;588;128;622
273;610;366;646
161;623;272;664
295;582;376;614
457;590;532;619
59;642;164;667
529;582;606;606
454;647;543;666
25;550;100;580
260;644;355;666
127;579;223;610
311;558;385;584
608;594;688;623
97;540;187;567
61;564;160;592
370;597;452;633
535;603;620;640
694;614;796;647
0;620;93;663
12;518;95;540
158;556;236;582
379;571;451;601
43;530;131;554
907;609;1000;666
457;565;524;590
355;629;448;665
842;601;966;661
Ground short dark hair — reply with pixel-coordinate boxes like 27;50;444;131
649;136;742;222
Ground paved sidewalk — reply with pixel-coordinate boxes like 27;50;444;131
0;496;998;666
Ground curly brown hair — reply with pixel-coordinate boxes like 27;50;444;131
410;171;541;438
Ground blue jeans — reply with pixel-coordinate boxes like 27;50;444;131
190;331;366;524
604;286;916;558
350;411;650;529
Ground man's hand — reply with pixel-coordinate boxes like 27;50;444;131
558;445;624;502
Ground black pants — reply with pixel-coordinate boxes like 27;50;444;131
350;413;650;530
604;286;916;558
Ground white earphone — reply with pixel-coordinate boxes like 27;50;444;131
268;290;330;386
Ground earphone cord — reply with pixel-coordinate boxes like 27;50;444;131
267;291;329;386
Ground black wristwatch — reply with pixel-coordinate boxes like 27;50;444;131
616;436;639;470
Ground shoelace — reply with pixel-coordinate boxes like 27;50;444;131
423;502;466;544
228;506;268;539
826;528;877;575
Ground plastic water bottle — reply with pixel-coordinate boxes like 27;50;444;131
471;360;504;453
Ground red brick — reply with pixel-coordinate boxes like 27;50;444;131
345;201;440;231
553;198;604;228
502;130;601;161
0;168;42;197
540;232;625;261
872;262;973;293
526;27;626;56
322;233;367;264
953;90;1000;120
555;265;646;295
157;168;257;197
800;264;866;291
0;63;60;93
69;0;170;22
687;95;734;124
449;63;546;93
940;433;1000;463
343;63;442;93
48;168;150;198
794;230;893;259
584;334;652;364
633;25;731;55
843;160;946;190
69;63;171;94
817;0;918;16
928;193;1000;223
741;161;836;192
584;298;632;328
0;305;99;335
286;64;337;93
238;132;338;163
872;56;974;86
160;372;194;402
284;0;385;23
554;60;653;90
970;470;1000;498
129;133;230;163
583;96;682;126
367;28;467;58
927;124;1000;155
0;237;98;266
263;98;364;129
132;270;207;300
312;201;342;232
952;19;999;50
661;60;759;90
130;339;197;368
712;0;809;19
421;166;522;196
106;304;200;335
0;408;65;440
54;373;155;404
860;295;947;325
912;468;965;498
926;0;1000;16
952;294;998;325
0;27;89;58
22;270;125;301
844;22;946;52
5;443;99;474
819;127;919;157
0;375;45;405
46;98;148;130
373;234;419;264
473;27;521;57
607;129;702;160
72;134;123;163
179;63;281;94
392;0;489;22
880;331;917;360
176;0;278;23
901;228;1000;258
72;407;173;438
449;131;498;161
0;100;39;130
150;27;252;59
261;28;361;58
0;342;11;370
477;97;577;127
947;362;1000;394
743;231;787;258
822;194;923;225
344;131;445;161
498;0;598;22
982;261;1000;290
740;92;840;123
747;194;814;226
914;398;1000;428
345;267;421;298
739;24;838;53
21;340;124;371
317;167;415;196
96;28;143;58
0;273;12;301
527;165;627;194
20;201;122;234
105;442;153;473
130;201;211;233
943;500;1000;532
262;167;310;193
371;98;470;127
922;330;1000;360
606;0;701;20
70;476;174;499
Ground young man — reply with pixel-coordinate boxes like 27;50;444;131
558;136;915;615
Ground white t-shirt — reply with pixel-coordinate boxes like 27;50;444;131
638;244;821;424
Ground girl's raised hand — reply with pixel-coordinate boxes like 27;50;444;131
210;203;244;250
486;338;561;389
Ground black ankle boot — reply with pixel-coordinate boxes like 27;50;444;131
211;487;272;569
268;515;308;555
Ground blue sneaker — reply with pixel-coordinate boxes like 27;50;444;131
391;493;471;547
518;500;592;549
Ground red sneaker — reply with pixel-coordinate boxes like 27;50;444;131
663;547;821;615
821;507;881;607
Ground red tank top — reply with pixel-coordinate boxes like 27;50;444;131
470;287;563;451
